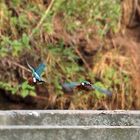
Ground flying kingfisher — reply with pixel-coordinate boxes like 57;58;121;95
62;81;112;96
26;60;46;84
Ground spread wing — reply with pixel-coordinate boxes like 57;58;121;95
62;82;80;93
62;82;79;89
35;63;46;76
92;85;112;96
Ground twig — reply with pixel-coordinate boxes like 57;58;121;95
7;60;30;72
33;95;48;101
70;40;91;71
111;38;117;49
74;46;91;71
29;0;55;40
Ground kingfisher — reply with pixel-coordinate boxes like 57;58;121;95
26;60;46;84
62;81;112;96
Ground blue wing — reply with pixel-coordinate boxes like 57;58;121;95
63;82;80;88
62;82;80;93
92;85;112;96
35;63;46;76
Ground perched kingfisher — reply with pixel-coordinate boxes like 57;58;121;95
26;60;46;84
62;81;112;96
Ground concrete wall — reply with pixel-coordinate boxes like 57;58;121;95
0;110;139;140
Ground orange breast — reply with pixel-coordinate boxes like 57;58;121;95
76;85;92;91
27;77;35;85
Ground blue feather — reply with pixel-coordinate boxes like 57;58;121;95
62;82;80;93
92;85;112;96
35;63;46;76
63;82;79;88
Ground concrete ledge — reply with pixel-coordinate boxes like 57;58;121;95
0;126;139;140
0;110;139;140
0;110;139;126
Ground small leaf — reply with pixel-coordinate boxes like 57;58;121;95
21;90;29;98
29;91;36;97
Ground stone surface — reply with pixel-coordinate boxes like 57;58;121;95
0;110;139;140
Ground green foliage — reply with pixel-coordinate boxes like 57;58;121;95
102;66;132;95
93;82;107;98
0;81;18;94
0;0;135;109
20;81;36;97
0;33;30;56
11;14;29;29
46;41;86;94
11;0;21;7
55;0;121;35
0;81;35;98
0;0;121;57
103;67;116;86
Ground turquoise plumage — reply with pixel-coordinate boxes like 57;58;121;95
92;85;112;96
62;82;80;93
26;60;46;83
62;81;112;96
35;63;46;77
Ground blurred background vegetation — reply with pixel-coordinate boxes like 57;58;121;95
0;0;140;109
